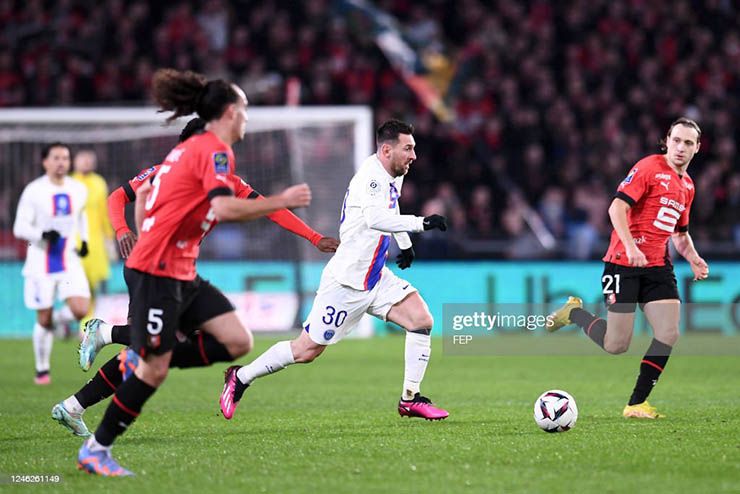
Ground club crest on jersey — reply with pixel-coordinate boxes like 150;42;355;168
213;152;229;173
136;166;156;181
367;179;381;196
621;167;638;186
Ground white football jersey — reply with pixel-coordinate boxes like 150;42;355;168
13;175;88;278
325;154;425;290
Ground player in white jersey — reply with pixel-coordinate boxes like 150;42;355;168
220;120;450;420
13;142;91;384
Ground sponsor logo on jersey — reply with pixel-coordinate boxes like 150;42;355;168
654;173;671;180
684;181;694;190
213;152;229;173
633;236;646;244
135;166;156;181
367;179;381;196
660;181;670;191
53;193;71;215
621;167;638;185
659;196;685;212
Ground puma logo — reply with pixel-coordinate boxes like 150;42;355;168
660;181;669;191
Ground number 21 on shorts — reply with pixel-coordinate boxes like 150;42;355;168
602;274;621;294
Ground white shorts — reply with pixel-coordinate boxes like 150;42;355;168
24;264;90;310
303;266;417;345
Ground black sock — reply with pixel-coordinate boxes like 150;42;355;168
111;325;131;346
94;374;156;446
628;338;672;406
570;308;607;349
74;354;123;408
170;332;233;368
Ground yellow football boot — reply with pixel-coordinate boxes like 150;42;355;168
546;296;583;332
623;401;665;419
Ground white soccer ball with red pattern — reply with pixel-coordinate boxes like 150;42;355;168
533;390;578;432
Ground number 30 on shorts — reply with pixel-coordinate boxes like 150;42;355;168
322;306;347;327
602;274;621;294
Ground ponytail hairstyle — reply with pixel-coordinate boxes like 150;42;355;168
152;69;240;123
178;117;206;142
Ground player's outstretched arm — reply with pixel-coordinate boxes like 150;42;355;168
211;183;311;222
607;198;647;267
671;231;708;280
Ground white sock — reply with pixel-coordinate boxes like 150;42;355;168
32;323;54;373
402;331;431;400
52;304;75;326
63;395;85;415
236;340;295;385
98;322;113;346
87;436;110;453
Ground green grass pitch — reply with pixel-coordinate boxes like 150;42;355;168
0;336;738;493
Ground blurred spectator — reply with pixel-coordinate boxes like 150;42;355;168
1;0;738;258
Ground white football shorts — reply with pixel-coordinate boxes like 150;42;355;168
24;264;90;309
303;266;418;345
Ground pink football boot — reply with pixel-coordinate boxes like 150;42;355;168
220;366;249;419
398;393;449;420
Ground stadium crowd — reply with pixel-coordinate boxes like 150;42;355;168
1;0;738;259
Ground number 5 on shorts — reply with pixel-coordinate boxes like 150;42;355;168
147;308;164;335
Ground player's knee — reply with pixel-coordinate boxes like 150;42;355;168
604;341;629;355
37;312;52;328
227;329;253;359
140;362;169;387
293;343;322;364
71;306;89;320
412;312;434;331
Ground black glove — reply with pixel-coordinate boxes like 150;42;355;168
423;214;448;232
41;230;60;244
396;247;415;270
76;241;89;258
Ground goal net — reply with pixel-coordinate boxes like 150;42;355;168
0;106;373;335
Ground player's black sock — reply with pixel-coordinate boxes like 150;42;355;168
94;373;156;446
570;308;607;349
74;355;123;408
169;332;233;368
628;338;672;406
111;325;131;345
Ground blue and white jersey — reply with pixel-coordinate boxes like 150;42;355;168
325;154;424;291
13;175;88;278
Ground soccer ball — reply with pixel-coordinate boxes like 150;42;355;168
533;389;578;433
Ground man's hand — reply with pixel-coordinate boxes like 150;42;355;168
280;183;312;209
689;255;709;281
317;237;339;253
76;241;89;258
423;215;448;232
41;230;60;244
117;231;137;259
626;244;647;267
396;247;415;269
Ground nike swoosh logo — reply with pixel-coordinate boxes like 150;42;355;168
402;285;409;290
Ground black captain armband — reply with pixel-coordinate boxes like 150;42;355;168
614;191;636;207
207;187;235;200
676;225;689;233
247;190;259;199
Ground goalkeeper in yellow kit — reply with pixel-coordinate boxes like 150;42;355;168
71;150;115;332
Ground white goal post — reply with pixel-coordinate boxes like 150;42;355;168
0;106;374;335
